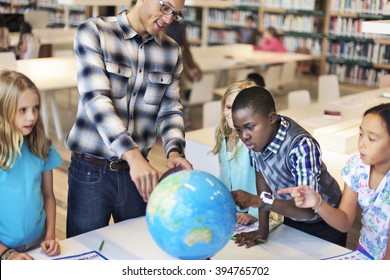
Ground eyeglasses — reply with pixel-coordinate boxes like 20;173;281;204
156;0;184;22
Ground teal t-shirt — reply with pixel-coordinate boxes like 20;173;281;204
219;138;258;218
0;142;63;248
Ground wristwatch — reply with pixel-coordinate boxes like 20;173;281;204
167;148;186;159
260;191;274;211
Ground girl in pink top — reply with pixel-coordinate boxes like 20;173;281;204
259;26;287;53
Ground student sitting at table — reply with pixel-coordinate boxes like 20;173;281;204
0;14;11;52
279;103;390;260
238;15;260;45
256;26;287;53
0;70;62;260
246;72;265;87
17;21;40;59
231;86;347;247
211;79;259;225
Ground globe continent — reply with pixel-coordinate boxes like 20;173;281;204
146;170;236;260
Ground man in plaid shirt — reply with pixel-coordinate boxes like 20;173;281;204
66;0;192;238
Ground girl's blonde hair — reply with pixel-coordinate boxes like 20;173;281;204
211;79;257;159
0;70;50;170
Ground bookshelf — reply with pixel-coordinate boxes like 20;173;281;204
0;0;35;13
38;0;86;27
183;0;390;86
2;0;389;86
325;0;390;86
0;0;86;27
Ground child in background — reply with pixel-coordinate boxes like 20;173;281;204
238;15;260;45
258;26;287;53
231;86;347;247
17;21;40;59
211;80;259;225
0;14;11;52
0;70;62;260
279;103;390;260
246;72;265;87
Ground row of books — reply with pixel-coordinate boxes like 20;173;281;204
327;63;390;86
327;40;390;64
330;0;390;14
186;25;201;42
328;17;390;41
328;17;368;38
208;9;256;27
39;2;85;12
260;0;317;10
183;7;200;22
232;0;260;7
9;0;32;4
284;36;322;55
207;29;238;44
263;14;317;33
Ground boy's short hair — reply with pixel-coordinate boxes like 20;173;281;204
232;86;276;117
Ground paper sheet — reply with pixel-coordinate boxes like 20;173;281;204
322;249;374;260
54;250;108;260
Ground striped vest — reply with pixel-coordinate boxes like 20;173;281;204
250;116;342;221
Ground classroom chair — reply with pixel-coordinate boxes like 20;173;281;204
318;74;340;103
280;62;297;87
287;89;311;109
202;100;221;128
0;51;17;70
263;64;282;94
182;73;216;126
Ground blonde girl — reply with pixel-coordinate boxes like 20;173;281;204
0;70;62;260
211;79;258;225
279;103;390;259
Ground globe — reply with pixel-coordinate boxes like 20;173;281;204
146;170;236;260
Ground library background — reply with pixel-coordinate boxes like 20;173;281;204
1;0;389;85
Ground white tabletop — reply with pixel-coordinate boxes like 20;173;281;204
192;44;314;72
16;56;77;91
27;216;350;260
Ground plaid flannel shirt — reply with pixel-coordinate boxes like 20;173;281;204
66;10;185;160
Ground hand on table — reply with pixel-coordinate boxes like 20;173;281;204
41;239;60;257
236;212;257;225
234;230;268;248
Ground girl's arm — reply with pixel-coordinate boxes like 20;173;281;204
278;183;359;232
40;170;60;256
323;183;358;232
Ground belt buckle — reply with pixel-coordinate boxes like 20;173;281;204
109;160;120;171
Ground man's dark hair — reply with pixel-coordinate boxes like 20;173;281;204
232;86;276;117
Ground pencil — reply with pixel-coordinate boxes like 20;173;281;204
99;240;105;252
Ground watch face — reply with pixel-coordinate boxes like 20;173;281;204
263;193;273;200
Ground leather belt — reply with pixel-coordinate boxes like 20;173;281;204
72;152;129;171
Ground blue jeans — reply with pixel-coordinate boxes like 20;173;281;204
66;155;146;238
